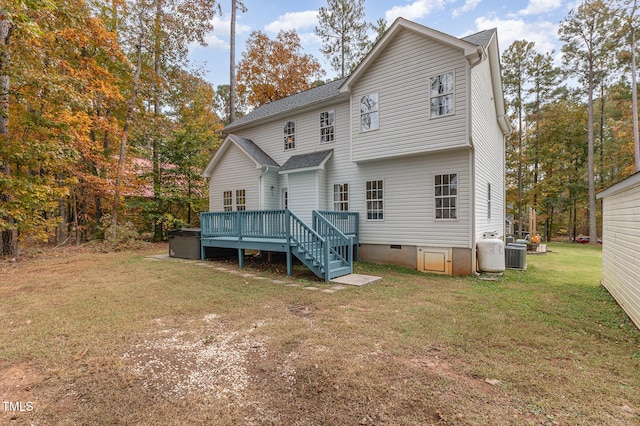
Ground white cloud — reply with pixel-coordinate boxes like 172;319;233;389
264;10;318;33
203;33;229;50
211;15;252;36
474;16;558;55
384;0;449;23
518;0;563;16
452;0;482;18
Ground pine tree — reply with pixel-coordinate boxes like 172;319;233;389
315;0;369;78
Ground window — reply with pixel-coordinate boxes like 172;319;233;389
487;183;491;220
284;120;295;150
333;183;349;211
223;191;233;211
366;180;384;220
235;189;246;211
435;174;457;219
430;72;454;117
320;111;335;143
360;93;379;131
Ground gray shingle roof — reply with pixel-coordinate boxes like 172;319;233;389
229;134;280;168
223;78;347;132
461;28;496;48
280;149;333;172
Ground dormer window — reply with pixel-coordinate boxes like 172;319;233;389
430;72;454;117
284;120;296;150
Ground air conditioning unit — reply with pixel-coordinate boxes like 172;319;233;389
505;244;527;270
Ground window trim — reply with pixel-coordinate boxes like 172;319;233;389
320;110;335;144
235;189;246;211
434;173;458;221
223;190;233;212
365;179;384;221
359;93;379;132
429;71;455;118
333;183;349;211
284;120;296;150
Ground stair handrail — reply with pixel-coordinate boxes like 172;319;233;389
287;210;331;280
312;211;353;267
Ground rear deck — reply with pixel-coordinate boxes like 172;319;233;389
200;210;359;281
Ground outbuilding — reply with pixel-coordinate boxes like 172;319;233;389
597;171;640;330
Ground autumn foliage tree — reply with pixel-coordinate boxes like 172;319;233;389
0;0;222;257
237;30;324;108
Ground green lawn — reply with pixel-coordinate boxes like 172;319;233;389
0;242;638;425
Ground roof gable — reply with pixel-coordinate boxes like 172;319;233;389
340;18;484;93
279;149;333;174
201;134;279;177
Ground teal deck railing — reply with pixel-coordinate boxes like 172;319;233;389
200;210;288;240
200;209;356;281
314;210;359;261
314;210;359;237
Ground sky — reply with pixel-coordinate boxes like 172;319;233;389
187;0;577;88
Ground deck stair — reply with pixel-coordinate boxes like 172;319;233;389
200;209;358;281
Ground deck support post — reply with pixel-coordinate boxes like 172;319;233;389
286;248;292;276
238;248;244;268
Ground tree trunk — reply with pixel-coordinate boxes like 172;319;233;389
112;40;143;240
0;8;15;256
632;0;640;172
517;86;524;237
229;0;237;123
587;70;598;244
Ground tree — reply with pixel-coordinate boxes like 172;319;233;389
537;99;589;240
559;0;620;244
110;0;218;241
229;0;246;123
620;0;640;171
237;30;324;108
1;0;128;255
315;0;369;78
369;17;387;47
502;40;536;236
526;51;564;225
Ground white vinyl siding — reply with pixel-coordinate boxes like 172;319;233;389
261;170;280;210
234;100;349;166
471;55;505;238
287;171;317;223
600;179;640;330
208;144;261;212
325;149;471;248
351;29;469;162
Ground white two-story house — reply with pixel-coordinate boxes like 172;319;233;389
201;18;510;277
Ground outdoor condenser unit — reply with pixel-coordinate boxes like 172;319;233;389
505;244;527;270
